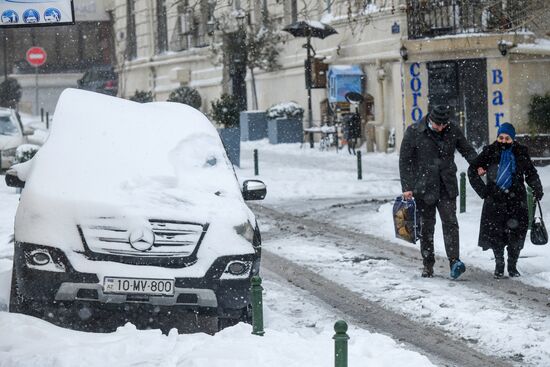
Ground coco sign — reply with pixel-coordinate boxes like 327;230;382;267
26;47;47;67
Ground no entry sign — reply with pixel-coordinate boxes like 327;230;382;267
26;47;47;67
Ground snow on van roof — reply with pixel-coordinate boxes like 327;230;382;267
23;88;242;214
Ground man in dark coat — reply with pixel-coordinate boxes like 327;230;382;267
399;105;477;278
468;123;543;278
343;111;361;155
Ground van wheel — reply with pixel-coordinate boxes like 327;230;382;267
218;305;251;331
9;264;31;315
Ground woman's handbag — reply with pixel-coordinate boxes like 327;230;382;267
531;200;548;245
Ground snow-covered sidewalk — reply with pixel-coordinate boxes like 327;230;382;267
239;140;550;288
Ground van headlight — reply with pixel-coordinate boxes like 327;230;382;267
234;222;255;242
220;260;252;279
24;248;66;272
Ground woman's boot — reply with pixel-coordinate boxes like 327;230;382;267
507;247;521;277
493;247;505;279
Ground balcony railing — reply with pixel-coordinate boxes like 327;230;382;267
406;0;532;39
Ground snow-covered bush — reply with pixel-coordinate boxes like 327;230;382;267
0;77;22;109
167;86;202;110
129;90;153;103
266;102;304;120
210;94;240;128
14;144;39;164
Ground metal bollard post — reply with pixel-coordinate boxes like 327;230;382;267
333;320;349;367
40;108;44;122
460;172;466;213
357;151;362;180
528;186;534;230
254;149;259;176
251;276;264;336
46;112;49;130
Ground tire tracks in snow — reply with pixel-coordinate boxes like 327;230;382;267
251;203;550;367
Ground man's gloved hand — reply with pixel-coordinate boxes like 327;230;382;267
534;191;544;202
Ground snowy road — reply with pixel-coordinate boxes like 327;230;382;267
250;200;550;367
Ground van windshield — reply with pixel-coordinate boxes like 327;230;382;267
0;115;18;136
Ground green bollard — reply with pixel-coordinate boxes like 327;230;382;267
251;276;264;336
46;112;50;130
254;149;259;176
357;151;362;180
460;172;466;213
333;320;349;367
40;108;44;122
528;186;534;230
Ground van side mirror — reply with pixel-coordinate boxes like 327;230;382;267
5;169;25;189
242;180;266;201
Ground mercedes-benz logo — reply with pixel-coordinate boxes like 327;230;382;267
129;228;155;251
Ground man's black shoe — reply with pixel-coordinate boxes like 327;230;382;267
421;265;433;278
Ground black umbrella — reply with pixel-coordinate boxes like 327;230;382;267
283;20;338;39
283;21;338;148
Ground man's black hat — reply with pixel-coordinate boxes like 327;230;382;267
429;105;451;125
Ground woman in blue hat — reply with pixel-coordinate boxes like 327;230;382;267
468;123;543;278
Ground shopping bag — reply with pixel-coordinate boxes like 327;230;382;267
531;200;548;245
393;196;420;244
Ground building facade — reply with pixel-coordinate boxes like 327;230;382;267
111;0;550;151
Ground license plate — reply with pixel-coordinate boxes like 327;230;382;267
103;277;175;296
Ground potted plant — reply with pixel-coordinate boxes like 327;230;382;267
266;101;304;144
211;94;241;167
515;93;550;166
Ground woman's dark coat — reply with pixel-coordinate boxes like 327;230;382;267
468;141;543;250
399;117;477;203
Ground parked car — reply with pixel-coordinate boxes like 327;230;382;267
77;66;118;96
6;89;266;334
0;108;33;170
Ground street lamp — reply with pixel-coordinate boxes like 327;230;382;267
207;18;216;36
498;40;513;56
400;45;408;61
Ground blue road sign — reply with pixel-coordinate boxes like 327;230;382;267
1;9;18;23
44;7;60;22
22;8;39;23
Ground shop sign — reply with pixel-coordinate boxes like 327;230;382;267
409;63;424;123
1;0;74;28
491;68;507;127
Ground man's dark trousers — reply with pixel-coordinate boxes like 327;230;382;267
416;194;460;266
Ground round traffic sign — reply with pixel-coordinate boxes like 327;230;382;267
26;47;47;67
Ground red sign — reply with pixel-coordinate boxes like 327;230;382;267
26;47;47;67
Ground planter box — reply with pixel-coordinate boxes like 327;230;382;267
218;127;240;167
267;118;303;144
515;134;550;167
240;111;268;141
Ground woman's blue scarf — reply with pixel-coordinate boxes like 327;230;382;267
496;147;516;191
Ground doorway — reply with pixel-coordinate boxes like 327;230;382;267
427;59;488;148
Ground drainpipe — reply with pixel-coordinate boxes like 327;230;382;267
148;0;157;99
369;58;398;152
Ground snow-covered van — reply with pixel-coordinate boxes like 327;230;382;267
0;108;32;169
6;89;266;333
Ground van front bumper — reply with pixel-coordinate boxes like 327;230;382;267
13;242;260;312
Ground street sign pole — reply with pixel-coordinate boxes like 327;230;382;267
26;47;47;115
34;65;39;115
